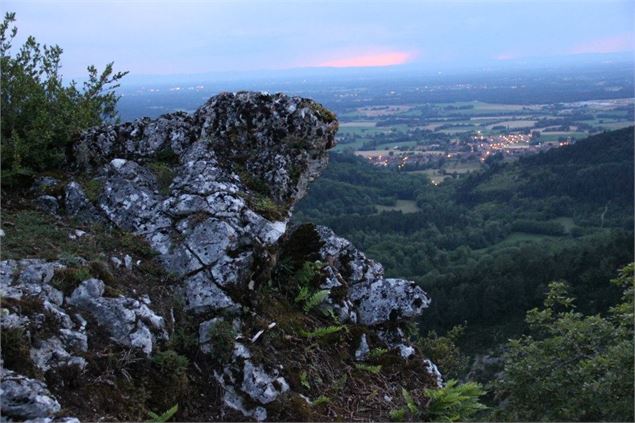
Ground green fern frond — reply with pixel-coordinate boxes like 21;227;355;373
147;404;178;422
301;325;344;338
303;289;330;312
355;363;382;374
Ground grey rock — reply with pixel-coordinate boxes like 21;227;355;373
71;92;336;323
0;259;19;300
29;337;87;372
396;344;416;359
31;176;61;194
123;254;133;270
43;301;73;329
181;217;237;267
219;384;268;422
67;229;87;240
68;279;166;355
241;360;289;405
64;182;102;224
0;369;61;419
286;225;430;326
0;260;65;304
1;310;29;329
348;278;430;326
355;334;370;361
59;329;88;352
35;195;60;215
423;359;444;388
67;278;105;307
17;260;62;287
111;256;123;268
184;271;237;314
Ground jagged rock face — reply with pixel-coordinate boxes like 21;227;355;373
72;92;337;313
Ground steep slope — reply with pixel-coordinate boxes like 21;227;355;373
1;92;440;422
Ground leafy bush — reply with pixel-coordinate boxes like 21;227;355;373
0;12;127;186
492;265;634;421
416;325;468;380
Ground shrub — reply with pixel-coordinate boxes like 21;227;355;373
492;265;634;421
0;12;127;186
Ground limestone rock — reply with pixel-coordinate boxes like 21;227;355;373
64;182;102;224
355;334;370;361
29;337;87;372
241;360;290;404
0;368;61;420
69;92;336;310
348;278;430;326
68;279;167;355
35;195;60;215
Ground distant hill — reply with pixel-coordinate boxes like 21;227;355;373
457;127;634;211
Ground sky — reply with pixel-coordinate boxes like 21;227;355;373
2;0;634;79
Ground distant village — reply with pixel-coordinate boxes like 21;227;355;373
356;131;574;170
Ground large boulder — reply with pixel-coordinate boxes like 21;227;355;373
72;92;337;310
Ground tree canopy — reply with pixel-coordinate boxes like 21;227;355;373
492;264;634;422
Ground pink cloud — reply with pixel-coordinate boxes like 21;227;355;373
571;33;634;54
316;51;415;68
494;53;516;61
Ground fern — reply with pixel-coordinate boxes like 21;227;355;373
369;347;388;358
293;261;330;313
303;289;330;312
300;370;310;389
312;395;330;406
147;404;178;422
295;261;322;286
424;380;487;422
355;363;382;374
294;285;310;304
389;408;407;422
402;387;419;415
301;325;343;338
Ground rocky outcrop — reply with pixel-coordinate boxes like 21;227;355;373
1;92;439;422
278;224;430;327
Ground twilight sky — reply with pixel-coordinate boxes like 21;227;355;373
2;0;634;78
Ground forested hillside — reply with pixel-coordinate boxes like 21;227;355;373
295;128;634;348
